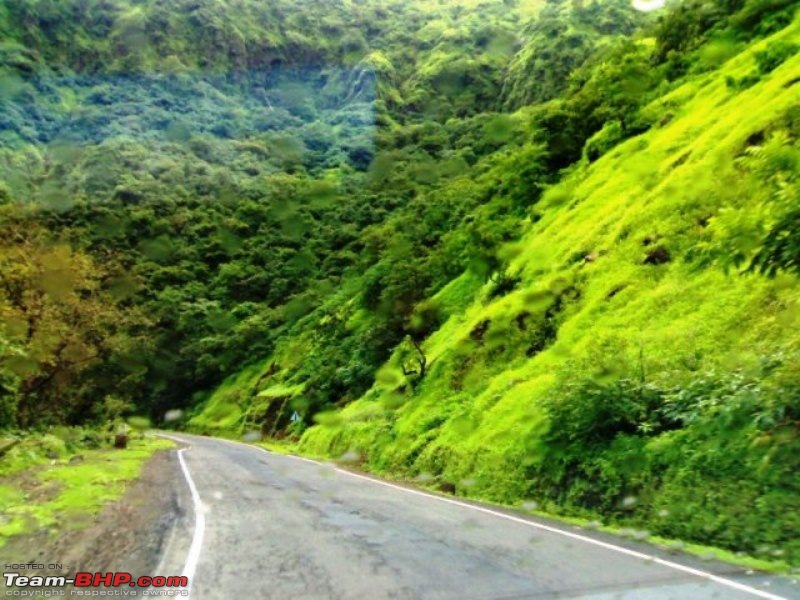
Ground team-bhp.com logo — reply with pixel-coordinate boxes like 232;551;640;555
4;572;188;596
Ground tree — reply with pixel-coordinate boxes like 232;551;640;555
0;210;148;427
399;335;428;379
399;300;441;381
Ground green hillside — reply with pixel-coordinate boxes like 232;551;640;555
1;0;799;565
300;18;800;562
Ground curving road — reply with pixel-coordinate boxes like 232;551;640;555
156;434;798;600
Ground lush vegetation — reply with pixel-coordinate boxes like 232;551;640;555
0;432;174;547
1;0;799;565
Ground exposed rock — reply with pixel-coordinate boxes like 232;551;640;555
644;246;671;265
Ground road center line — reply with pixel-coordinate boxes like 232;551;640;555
207;435;787;600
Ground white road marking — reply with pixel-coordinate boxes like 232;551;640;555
175;445;205;599
213;435;788;600
334;470;788;600
165;434;788;600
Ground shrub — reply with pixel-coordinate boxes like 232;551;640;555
583;120;624;163
528;366;800;561
754;41;799;74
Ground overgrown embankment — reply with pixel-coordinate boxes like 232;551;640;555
298;20;800;565
0;430;174;548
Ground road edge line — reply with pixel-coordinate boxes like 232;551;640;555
174;444;205;599
335;468;787;600
204;434;787;600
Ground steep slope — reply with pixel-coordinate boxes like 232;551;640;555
295;17;800;562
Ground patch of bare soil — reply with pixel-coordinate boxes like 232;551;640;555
16;467;62;503
2;448;183;585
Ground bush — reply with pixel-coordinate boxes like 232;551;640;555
529;367;800;562
543;378;662;448
583;120;624;162
729;0;797;37
754;41;799;74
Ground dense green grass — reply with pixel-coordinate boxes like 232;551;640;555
188;364;262;432
0;435;174;547
294;17;800;564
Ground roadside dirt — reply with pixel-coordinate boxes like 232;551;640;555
2;448;183;584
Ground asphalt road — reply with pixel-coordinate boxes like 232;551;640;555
157;434;798;600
